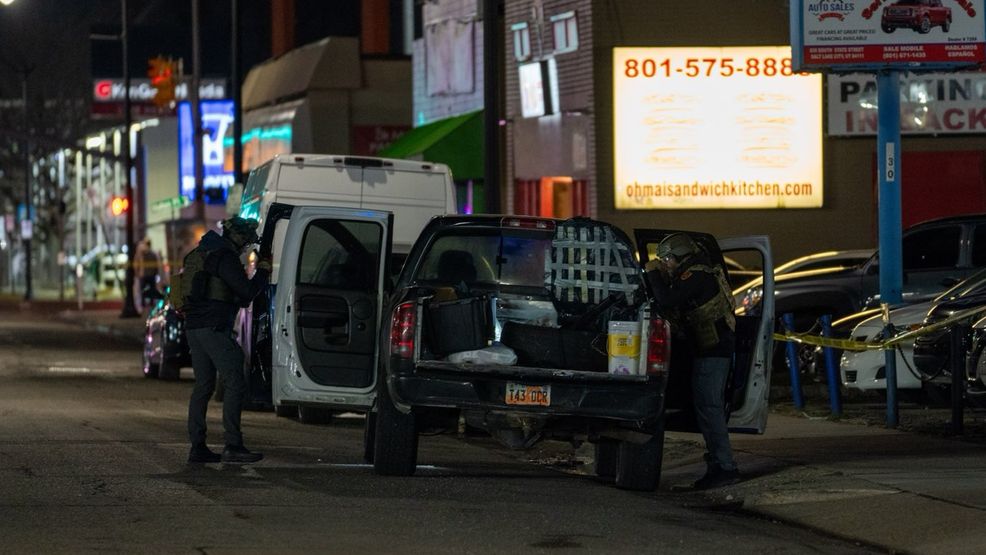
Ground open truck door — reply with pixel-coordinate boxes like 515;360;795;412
270;206;393;414
634;230;774;434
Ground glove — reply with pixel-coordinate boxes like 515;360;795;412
645;258;671;278
256;258;273;273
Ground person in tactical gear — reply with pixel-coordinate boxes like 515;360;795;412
645;233;739;490
184;216;272;464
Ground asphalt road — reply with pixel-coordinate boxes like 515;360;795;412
0;313;877;554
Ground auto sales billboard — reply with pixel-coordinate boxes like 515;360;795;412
613;46;823;210
792;0;986;71
830;69;986;134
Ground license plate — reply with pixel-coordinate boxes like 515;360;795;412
505;383;551;406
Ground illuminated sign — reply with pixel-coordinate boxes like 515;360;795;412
178;100;235;204
92;78;226;103
519;60;555;118
793;0;986;70
613;46;823;210
829;70;986;135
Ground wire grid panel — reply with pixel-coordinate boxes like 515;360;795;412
547;221;642;304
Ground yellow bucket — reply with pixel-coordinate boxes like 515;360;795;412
607;321;641;374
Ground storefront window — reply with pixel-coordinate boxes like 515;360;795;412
514;177;588;218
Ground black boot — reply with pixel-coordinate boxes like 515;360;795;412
222;444;264;464
188;444;222;463
693;465;740;490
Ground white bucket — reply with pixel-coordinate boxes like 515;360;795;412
607;321;641;375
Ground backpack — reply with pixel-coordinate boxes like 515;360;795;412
168;247;230;313
168;250;199;314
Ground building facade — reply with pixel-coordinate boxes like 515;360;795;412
503;0;986;263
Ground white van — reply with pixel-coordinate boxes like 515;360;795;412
238;154;456;417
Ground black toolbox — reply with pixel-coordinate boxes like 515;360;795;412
425;296;492;355
500;321;607;372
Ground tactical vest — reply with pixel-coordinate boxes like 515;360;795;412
171;247;235;312
681;263;736;351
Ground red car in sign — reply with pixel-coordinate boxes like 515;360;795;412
882;0;952;34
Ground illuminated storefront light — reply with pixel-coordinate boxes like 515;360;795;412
613;46;823;209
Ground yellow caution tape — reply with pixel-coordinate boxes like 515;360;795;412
773;304;986;352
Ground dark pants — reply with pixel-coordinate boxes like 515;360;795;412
187;327;246;448
692;356;736;471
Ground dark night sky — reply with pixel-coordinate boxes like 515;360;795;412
0;0;361;101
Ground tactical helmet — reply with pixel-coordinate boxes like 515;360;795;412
657;233;700;261
221;216;260;248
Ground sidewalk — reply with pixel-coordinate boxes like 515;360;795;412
12;296;986;553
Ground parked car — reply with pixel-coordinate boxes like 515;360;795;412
882;0;951;34
142;294;191;380
357;215;774;491
734;248;874;312
839;301;931;395
736;214;986;332
957;317;986;408
911;269;986;392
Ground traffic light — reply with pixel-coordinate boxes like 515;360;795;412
110;195;129;216
147;56;177;107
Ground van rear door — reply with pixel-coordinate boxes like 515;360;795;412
634;230;774;434
272;206;393;412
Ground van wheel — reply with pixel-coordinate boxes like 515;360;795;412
363;410;377;464
594;439;619;480
373;386;418;476
615;422;665;491
274;404;298;418
297;406;333;424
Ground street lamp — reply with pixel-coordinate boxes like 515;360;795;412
0;0;16;6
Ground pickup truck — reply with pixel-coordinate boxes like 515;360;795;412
882;0;951;33
359;214;774;491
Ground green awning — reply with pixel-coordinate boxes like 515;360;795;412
377;110;484;180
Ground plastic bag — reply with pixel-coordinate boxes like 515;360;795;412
446;343;518;365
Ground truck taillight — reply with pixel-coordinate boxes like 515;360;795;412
390;301;417;359
647;318;671;376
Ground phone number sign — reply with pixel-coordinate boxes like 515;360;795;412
792;0;986;70
613;46;823;210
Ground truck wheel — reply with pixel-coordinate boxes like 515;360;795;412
373;386;418;476
594;439;619;479
919;16;931;33
942;19;950;32
614;423;665;491
363;410;377;464
882;24;895;33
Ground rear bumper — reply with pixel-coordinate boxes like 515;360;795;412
391;360;666;425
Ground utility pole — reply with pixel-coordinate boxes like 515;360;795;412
191;0;205;223
483;0;501;213
231;0;243;188
120;0;139;317
21;66;32;301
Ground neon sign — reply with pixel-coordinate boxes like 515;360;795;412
178;100;236;204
